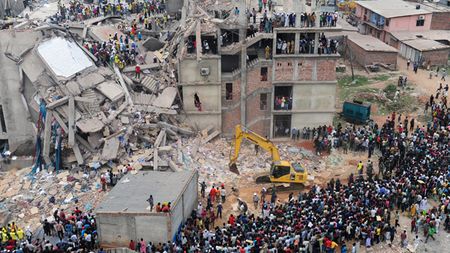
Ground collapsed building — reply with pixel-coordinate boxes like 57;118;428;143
0;0;342;169
177;0;341;138
0;12;197;172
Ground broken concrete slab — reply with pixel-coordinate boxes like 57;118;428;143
123;64;160;73
202;130;220;144
142;37;165;51
78;72;106;89
152;87;177;108
96;81;125;102
47;96;69;109
66;81;82;96
201;125;214;138
76;118;105;133
158;121;194;136
101;137;121;161
87;132;103;149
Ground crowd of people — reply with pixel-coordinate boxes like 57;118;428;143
275;33;338;55
274;96;293;110
53;0;167;23
49;0;172;71
133;79;448;252
0;207;97;252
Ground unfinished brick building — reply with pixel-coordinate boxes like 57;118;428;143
178;0;341;138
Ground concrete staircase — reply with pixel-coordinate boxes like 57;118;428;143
132;92;157;105
140;75;159;93
221;32;273;55
230;58;260;79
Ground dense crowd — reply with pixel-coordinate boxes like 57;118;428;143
157;84;448;252
54;0;167;23
275;33;338;55
0;208;97;252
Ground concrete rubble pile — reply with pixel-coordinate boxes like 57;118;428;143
0;167;106;231
5;16;197;173
180;135;337;186
0;2;208;227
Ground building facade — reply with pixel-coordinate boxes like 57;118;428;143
354;0;432;44
178;2;341;138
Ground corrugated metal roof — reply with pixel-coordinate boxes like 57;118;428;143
402;39;450;51
348;33;398;52
356;0;432;18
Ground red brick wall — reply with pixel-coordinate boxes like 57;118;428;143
222;79;241;106
298;59;313;81
347;39;397;68
317;59;337;81
246;67;271;137
422;49;450;66
248;119;271;137
430;12;450;30
274;60;294;81
222;107;241;135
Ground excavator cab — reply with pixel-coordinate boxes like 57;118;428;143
269;161;307;184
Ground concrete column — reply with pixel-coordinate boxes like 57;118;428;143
314;32;319;54
240;27;247;127
293;0;301;27
299;0;306;12
273;31;277;55
235;0;248;127
294;32;300;54
311;0;320;27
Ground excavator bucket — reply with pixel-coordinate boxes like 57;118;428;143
229;163;240;175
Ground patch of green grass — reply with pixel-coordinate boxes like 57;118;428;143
384;94;418;113
372;74;390;82
383;83;398;99
338;75;370;87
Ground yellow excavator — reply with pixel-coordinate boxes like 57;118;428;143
229;125;308;185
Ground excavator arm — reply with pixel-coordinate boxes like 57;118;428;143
229;125;280;174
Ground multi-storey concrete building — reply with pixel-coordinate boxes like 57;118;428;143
178;0;341;138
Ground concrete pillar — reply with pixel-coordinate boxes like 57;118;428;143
293;0;301;27
196;21;201;61
299;0;306;12
238;0;248;127
311;0;320;27
240;28;247;127
273;31;277;55
294;32;300;54
314;32;319;54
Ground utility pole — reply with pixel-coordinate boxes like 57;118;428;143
344;35;355;81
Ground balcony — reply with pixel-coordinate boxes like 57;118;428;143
363;20;385;30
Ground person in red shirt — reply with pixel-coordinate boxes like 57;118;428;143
209;187;216;202
228;214;235;226
129;240;136;250
135;64;141;79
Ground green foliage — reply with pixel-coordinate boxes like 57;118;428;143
372;74;390;82
338;75;370;87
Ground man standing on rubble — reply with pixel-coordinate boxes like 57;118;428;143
135;64;141;79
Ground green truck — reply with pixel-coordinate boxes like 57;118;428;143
342;100;371;124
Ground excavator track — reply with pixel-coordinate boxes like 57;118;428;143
255;175;271;184
255;176;306;192
271;183;305;192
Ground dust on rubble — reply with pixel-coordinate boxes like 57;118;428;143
0;167;106;231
